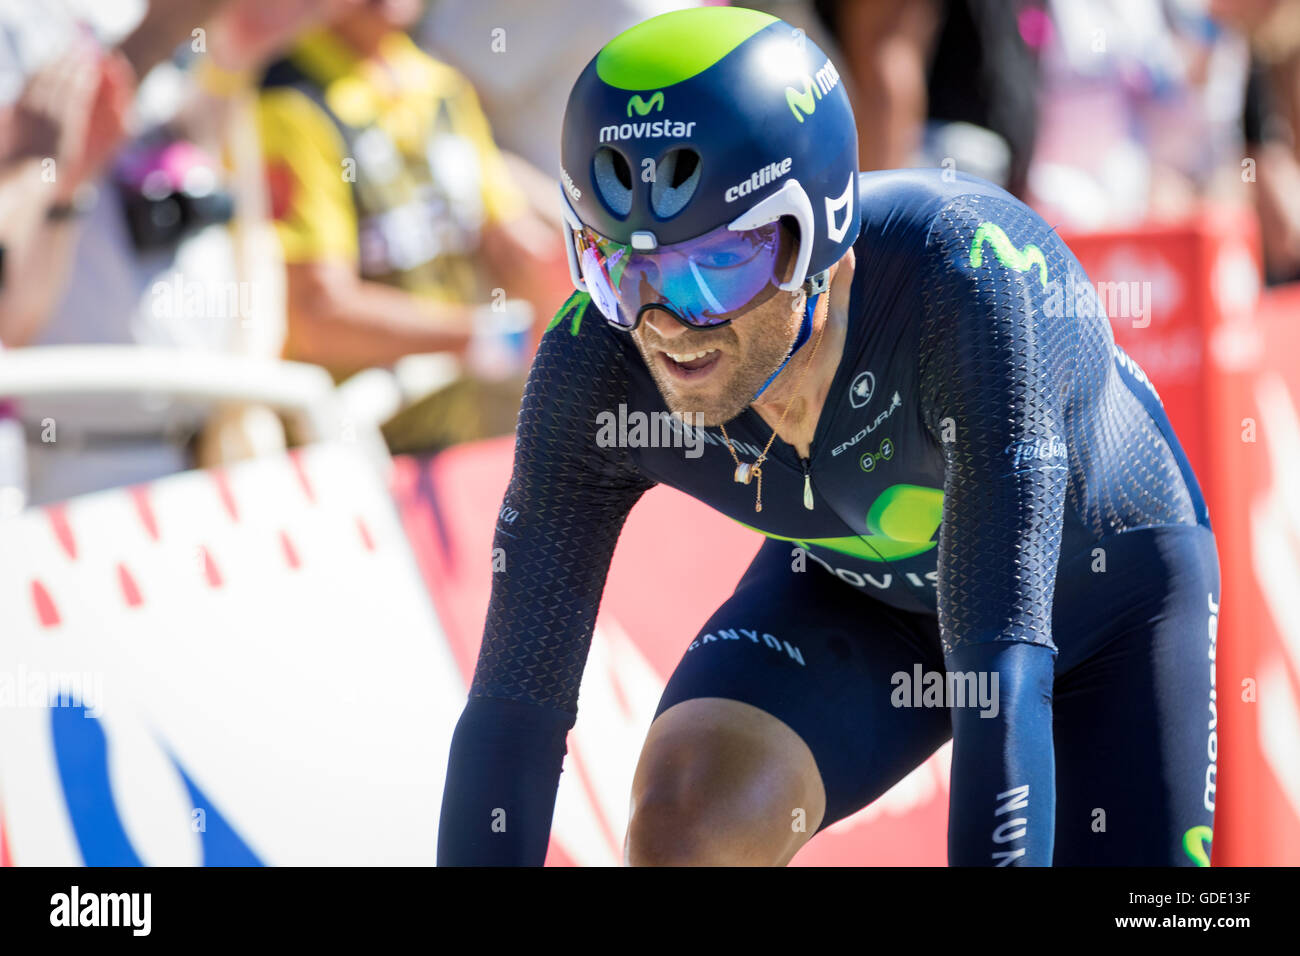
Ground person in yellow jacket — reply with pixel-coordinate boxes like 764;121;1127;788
257;0;571;451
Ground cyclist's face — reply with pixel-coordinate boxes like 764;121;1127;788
631;229;800;426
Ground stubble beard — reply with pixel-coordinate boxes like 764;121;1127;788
639;320;796;427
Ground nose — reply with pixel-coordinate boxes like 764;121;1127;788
640;306;690;341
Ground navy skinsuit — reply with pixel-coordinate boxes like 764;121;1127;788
438;170;1221;866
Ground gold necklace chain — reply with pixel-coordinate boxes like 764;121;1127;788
720;313;826;513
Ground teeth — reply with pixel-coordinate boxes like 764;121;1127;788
665;348;718;363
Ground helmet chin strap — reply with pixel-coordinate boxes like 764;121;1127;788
750;270;829;403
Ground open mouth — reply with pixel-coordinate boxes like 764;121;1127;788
659;348;723;381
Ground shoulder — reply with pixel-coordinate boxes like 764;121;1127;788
855;170;1062;315
516;293;655;486
847;169;1048;317
528;293;646;411
856;168;1044;254
256;84;346;161
843;171;1048;352
537;293;638;361
385;32;475;102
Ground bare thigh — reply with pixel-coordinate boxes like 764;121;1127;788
626;697;826;866
624;541;951;865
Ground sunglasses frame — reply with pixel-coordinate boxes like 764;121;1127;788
560;177;818;332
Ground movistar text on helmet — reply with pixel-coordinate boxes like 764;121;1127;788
725;158;793;203
598;120;697;143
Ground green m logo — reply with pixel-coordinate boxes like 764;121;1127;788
968;221;1049;287
740;483;945;562
627;91;664;117
545;291;590;337
785;76;820;123
1182;826;1213;867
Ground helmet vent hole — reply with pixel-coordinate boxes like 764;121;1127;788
593;147;634;216
651;148;701;219
668;150;699;188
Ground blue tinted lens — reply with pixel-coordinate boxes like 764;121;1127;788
578;222;782;328
578;242;629;327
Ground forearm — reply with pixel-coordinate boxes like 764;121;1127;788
438;695;574;866
286;270;477;370
835;0;938;171
0;164;80;346
945;641;1056;866
437;294;651;865
0;218;86;347
479;218;574;326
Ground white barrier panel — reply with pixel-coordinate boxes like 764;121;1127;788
0;444;464;866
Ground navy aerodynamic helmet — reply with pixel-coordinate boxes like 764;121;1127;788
558;6;860;334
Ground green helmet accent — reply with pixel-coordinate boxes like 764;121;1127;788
595;8;777;90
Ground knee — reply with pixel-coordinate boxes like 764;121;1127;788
626;787;759;866
624;699;826;865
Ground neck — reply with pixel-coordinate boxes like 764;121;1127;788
751;250;855;456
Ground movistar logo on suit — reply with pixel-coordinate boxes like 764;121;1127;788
968;221;1049;287
627;91;664;116
786;59;841;122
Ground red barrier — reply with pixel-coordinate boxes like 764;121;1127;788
1066;206;1300;865
1209;283;1300;864
1063;204;1262;480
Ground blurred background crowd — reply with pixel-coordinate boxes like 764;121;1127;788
1;0;1299;508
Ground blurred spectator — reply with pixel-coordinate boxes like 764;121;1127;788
417;0;706;221
1026;0;1251;229
753;0;1040;196
0;4;138;506
800;0;933;173
0;36;134;347
1216;0;1300;283
258;0;571;453
174;0;339;466
913;0;1041;196
7;0;308;504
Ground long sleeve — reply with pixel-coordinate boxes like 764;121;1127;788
944;641;1055;865
438;294;655;865
917;196;1070;865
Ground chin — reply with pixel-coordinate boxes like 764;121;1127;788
657;384;750;428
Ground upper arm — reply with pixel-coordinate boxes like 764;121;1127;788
917;197;1068;655
472;295;655;712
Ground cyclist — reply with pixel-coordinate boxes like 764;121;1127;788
438;7;1221;867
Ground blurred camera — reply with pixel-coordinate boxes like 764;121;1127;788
116;138;234;253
